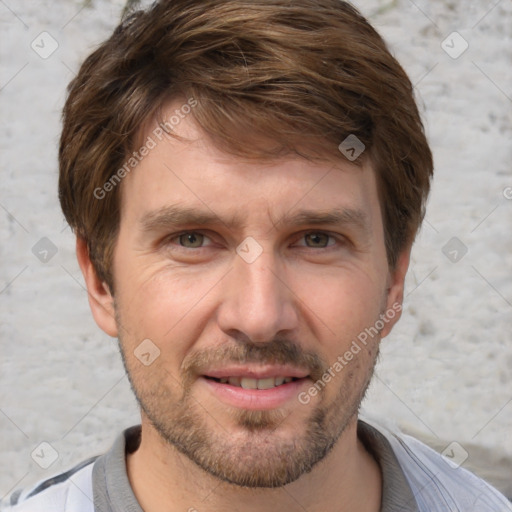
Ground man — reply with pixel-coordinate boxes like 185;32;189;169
6;0;511;511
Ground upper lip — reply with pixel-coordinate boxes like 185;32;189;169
202;365;310;380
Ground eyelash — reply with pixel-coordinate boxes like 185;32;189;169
164;230;345;250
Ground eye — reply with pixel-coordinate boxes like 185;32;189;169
304;232;332;248
171;232;211;248
298;232;337;248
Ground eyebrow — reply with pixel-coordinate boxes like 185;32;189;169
139;205;371;237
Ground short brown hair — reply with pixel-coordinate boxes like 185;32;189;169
59;0;433;292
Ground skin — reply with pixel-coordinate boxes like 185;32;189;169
77;100;411;512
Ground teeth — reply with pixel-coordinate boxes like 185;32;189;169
228;377;241;386
240;377;258;389
217;376;297;389
257;377;276;390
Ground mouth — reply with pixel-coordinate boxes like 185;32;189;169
199;367;311;410
204;375;303;389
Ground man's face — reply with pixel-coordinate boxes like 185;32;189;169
88;102;407;488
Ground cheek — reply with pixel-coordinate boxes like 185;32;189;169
114;261;223;353
290;267;385;350
298;271;384;401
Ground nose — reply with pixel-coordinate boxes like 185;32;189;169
216;247;299;343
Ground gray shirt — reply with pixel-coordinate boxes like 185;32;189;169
8;419;511;511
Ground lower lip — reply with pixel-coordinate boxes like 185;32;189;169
200;377;310;410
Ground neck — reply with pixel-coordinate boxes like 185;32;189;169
126;416;382;512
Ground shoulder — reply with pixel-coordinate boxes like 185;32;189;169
364;419;512;512
2;457;97;512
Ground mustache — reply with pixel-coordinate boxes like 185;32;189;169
181;337;328;385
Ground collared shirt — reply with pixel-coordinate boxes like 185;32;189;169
5;419;512;512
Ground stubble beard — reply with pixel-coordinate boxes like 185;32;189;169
117;332;380;488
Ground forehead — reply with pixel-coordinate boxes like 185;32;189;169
119;101;382;235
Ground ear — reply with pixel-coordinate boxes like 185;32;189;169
76;237;118;337
380;246;411;339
